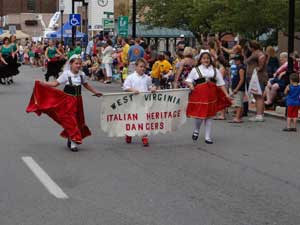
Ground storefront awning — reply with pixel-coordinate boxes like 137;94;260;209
127;23;194;38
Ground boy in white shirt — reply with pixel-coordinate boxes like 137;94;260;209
123;58;156;146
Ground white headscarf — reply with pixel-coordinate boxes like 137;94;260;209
63;54;81;71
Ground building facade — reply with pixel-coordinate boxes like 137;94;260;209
0;0;58;15
0;0;60;37
60;0;114;37
88;0;114;36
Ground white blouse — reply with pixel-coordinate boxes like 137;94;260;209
186;64;225;86
57;70;87;86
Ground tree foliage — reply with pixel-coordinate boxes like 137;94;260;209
138;0;300;40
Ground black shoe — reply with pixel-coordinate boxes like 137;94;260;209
291;128;297;132
205;139;213;144
282;128;293;132
67;139;71;149
70;147;78;152
192;131;199;141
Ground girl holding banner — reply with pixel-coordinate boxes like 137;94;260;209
185;50;231;144
26;56;103;152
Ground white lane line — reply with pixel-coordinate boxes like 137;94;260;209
22;156;68;199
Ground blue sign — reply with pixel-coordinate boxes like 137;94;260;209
69;14;81;26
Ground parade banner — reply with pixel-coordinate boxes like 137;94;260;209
100;89;190;137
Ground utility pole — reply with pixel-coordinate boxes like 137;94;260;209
0;0;3;28
72;1;76;48
59;0;65;43
132;0;136;38
287;0;295;75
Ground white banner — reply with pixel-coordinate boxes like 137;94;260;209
100;89;190;137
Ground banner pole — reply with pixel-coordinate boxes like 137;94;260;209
101;88;190;96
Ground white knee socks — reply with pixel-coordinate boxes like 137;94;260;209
204;118;212;141
194;118;212;140
194;119;203;133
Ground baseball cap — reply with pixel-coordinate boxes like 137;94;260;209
180;34;185;38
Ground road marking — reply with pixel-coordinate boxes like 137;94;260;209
22;156;68;199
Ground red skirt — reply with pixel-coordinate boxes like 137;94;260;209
186;82;231;119
26;81;91;144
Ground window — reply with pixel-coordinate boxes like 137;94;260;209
27;0;36;11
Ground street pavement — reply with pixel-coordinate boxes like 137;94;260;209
1;66;300;225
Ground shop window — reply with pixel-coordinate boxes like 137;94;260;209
27;0;36;11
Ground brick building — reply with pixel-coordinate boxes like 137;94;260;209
0;0;58;15
0;0;64;38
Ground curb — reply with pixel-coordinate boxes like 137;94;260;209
249;109;285;120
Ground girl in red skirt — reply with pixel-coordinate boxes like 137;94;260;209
26;57;102;152
185;50;231;144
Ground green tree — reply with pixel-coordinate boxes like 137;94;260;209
138;0;300;41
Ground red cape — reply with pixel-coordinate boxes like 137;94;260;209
187;82;231;119
26;81;91;143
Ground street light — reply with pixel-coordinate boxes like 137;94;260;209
59;0;65;43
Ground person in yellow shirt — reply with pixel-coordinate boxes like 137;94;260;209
151;53;172;89
121;38;130;66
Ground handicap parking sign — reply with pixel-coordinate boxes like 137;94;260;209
69;14;81;26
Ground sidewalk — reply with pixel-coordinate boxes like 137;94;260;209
249;104;286;119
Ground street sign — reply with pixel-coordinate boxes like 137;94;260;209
118;30;128;37
102;18;114;30
69;14;81;26
118;16;128;37
9;25;16;35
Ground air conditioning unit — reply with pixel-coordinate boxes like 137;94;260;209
35;15;42;20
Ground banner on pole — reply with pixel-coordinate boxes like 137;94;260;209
100;89;189;137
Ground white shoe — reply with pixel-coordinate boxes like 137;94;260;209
249;116;264;122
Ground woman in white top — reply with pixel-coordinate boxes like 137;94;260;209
26;57;102;152
102;39;114;84
185;50;231;144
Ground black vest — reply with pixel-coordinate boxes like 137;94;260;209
63;75;84;96
194;66;217;85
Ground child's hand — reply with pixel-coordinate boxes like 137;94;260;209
133;90;140;94
93;92;103;97
189;85;194;91
150;86;157;93
173;81;179;89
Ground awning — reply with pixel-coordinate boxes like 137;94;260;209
127;23;194;38
0;30;30;39
46;22;85;38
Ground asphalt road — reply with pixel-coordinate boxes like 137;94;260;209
1;66;300;225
